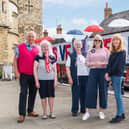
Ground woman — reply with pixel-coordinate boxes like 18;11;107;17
82;35;109;120
105;34;126;123
66;40;89;117
34;40;57;119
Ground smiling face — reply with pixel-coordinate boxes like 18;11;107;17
74;43;82;52
110;34;123;54
41;43;49;54
112;38;120;49
93;35;103;48
93;36;102;48
26;32;35;45
74;40;82;53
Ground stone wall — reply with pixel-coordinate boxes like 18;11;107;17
7;32;19;63
0;0;9;26
0;27;19;64
0;0;43;64
0;27;9;64
18;0;43;42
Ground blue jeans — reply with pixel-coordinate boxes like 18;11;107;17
111;76;125;116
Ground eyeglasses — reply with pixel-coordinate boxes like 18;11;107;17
94;39;102;42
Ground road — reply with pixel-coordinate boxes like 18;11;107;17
0;81;129;129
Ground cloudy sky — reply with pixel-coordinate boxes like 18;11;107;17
43;0;129;34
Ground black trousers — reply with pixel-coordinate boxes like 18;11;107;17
71;76;88;113
19;74;37;116
86;69;107;109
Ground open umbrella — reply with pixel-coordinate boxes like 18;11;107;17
84;25;104;32
67;29;84;35
35;36;55;43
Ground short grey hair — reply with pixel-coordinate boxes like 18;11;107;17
74;40;82;48
26;31;36;39
39;40;53;56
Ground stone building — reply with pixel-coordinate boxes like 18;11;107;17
0;0;43;65
18;0;42;41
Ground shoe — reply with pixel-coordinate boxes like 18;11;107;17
49;113;56;119
80;110;85;114
99;112;105;120
72;112;78;117
82;112;90;120
109;115;123;123
122;113;126;120
28;112;39;117
17;115;25;123
42;115;48;120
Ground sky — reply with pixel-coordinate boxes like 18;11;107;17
42;0;129;34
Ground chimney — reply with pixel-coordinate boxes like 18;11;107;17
56;24;62;34
43;29;48;37
104;2;112;18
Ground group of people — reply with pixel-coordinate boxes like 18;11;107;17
14;31;57;123
66;34;126;123
14;31;126;124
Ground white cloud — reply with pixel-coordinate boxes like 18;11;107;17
72;18;88;26
72;18;99;27
44;0;104;8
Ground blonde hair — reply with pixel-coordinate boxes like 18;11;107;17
39;40;53;56
110;34;124;54
74;40;82;48
92;34;103;48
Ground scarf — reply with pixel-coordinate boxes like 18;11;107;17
44;53;51;73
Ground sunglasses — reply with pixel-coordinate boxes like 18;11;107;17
94;39;102;42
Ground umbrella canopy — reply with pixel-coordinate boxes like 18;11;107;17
35;36;55;43
84;25;104;32
67;29;84;35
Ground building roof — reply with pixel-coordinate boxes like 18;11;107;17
90;10;129;37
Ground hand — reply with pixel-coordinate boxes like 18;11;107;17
15;71;20;79
68;78;73;86
35;81;40;88
95;61;101;67
105;73;111;81
54;80;57;88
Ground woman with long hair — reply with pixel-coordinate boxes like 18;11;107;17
105;34;126;123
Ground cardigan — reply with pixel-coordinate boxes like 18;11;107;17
107;50;126;76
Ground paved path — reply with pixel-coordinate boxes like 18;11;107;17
0;81;129;129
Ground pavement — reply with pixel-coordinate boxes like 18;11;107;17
0;80;129;129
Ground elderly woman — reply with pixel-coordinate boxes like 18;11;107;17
82;35;109;121
66;40;89;117
33;40;57;119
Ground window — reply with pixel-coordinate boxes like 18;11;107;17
25;0;33;13
2;1;6;13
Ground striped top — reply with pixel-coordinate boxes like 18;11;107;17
35;55;56;80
